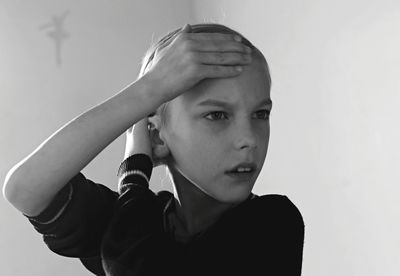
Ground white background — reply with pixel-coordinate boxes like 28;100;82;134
1;0;399;275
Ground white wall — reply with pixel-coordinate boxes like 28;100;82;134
192;0;400;275
0;0;192;275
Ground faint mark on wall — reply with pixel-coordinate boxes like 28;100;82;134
219;7;227;23
39;10;71;67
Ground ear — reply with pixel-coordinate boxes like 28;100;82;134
148;115;170;166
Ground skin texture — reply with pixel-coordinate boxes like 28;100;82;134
152;52;272;236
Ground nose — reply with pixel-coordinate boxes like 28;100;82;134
233;120;257;151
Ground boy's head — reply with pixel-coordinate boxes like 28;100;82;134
140;23;272;203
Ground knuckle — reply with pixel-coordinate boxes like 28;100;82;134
227;66;237;74
212;65;222;73
216;53;225;63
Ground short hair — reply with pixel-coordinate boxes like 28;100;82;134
139;23;271;126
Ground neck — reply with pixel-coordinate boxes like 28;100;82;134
167;164;237;237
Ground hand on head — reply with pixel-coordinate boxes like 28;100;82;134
141;23;253;104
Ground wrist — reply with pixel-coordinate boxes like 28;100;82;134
124;119;152;159
136;74;166;109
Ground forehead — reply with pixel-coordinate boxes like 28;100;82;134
180;55;271;108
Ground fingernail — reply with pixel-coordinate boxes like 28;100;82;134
234;35;242;42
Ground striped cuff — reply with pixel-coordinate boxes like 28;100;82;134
23;178;75;225
117;154;153;193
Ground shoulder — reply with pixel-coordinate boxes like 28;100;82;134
228;193;304;233
252;194;303;220
253;194;304;226
206;194;305;256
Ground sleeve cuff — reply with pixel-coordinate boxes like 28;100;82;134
117;154;153;193
23;174;79;224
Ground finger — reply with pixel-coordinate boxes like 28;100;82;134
193;39;251;53
199;64;244;79
197;52;252;65
187;32;241;42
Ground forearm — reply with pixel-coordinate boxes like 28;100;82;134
3;77;162;216
124;118;152;160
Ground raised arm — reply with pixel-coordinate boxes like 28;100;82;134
3;23;252;218
2;77;162;216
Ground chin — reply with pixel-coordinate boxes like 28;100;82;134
215;189;252;204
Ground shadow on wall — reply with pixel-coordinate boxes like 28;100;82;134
38;10;71;67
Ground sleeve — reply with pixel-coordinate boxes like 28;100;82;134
101;153;182;276
24;172;118;275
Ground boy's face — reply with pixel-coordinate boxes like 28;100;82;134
162;54;272;203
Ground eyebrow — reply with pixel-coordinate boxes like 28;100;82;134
196;98;273;109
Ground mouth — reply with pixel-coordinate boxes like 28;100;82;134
224;161;258;182
225;170;256;181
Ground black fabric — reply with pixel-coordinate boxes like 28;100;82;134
24;179;72;224
25;172;118;275
101;184;304;276
117;154;152;181
101;185;184;276
192;193;305;275
117;153;152;191
25;154;305;276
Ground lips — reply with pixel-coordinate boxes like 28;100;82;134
227;162;257;173
225;170;256;181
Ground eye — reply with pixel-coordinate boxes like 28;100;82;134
255;109;271;120
204;110;271;121
204;111;228;121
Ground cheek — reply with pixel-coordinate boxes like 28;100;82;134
165;119;201;160
169;125;222;170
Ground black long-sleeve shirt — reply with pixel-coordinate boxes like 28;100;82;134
25;154;305;275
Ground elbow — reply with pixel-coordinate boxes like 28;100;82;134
2;181;11;203
3;167;19;204
3;159;29;203
2;168;41;216
3;175;27;214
